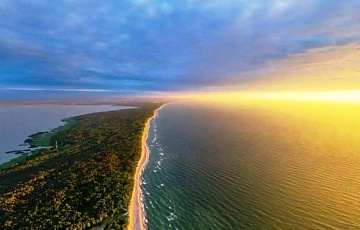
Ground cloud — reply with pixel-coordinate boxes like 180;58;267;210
244;43;360;91
4;87;114;92
0;0;360;97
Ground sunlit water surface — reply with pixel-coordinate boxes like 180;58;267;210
142;100;360;229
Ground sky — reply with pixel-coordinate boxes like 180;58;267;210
0;0;360;99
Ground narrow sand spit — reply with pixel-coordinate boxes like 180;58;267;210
128;105;166;230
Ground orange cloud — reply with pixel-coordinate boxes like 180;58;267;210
246;43;360;91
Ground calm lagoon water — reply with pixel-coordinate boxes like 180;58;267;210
142;101;360;229
0;105;132;164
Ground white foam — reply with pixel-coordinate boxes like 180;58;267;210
167;212;176;221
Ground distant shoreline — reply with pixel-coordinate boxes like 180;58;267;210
0;105;131;167
128;103;168;230
0;98;173;107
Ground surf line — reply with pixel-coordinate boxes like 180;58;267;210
128;103;169;230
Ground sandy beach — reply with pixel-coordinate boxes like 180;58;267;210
128;105;165;230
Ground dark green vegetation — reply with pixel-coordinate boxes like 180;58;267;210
0;118;77;171
26;117;77;148
0;150;41;171
0;102;162;229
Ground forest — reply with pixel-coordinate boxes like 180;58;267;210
0;102;163;229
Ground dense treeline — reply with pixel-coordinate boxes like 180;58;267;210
0;102;163;229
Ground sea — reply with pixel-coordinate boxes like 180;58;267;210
0;105;133;165
141;100;360;229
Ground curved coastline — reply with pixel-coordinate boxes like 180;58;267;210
0;103;161;229
0;105;128;166
128;104;167;230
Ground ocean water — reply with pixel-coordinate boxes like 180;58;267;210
0;105;133;164
142;101;360;229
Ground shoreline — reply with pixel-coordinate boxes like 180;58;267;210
0;102;166;229
0;105;128;166
128;104;167;230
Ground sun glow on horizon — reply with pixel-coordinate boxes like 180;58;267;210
252;90;360;104
181;89;360;104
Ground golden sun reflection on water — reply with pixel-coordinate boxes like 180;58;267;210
191;96;360;227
